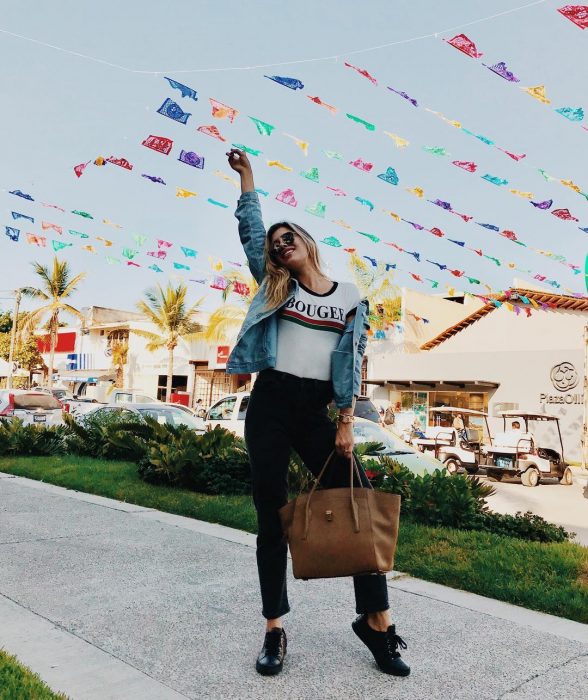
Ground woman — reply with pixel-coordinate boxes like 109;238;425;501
226;148;409;678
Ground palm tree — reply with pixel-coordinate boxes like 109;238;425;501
111;340;129;388
133;282;203;402
199;269;258;344
347;253;401;336
21;258;86;387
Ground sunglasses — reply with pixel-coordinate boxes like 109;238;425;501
269;231;296;259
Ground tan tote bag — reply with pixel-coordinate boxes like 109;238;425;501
279;451;401;580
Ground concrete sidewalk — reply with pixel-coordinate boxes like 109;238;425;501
0;473;586;700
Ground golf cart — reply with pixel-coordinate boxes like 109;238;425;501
482;411;573;487
412;407;492;475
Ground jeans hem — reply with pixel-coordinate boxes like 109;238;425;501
262;605;291;620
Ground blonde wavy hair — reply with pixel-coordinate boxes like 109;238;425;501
264;222;326;309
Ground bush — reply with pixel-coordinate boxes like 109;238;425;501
0;418;65;456
373;456;572;543
120;421;251;495
64;412;145;461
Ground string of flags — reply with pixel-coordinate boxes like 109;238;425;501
443;26;585;133
67;76;582;291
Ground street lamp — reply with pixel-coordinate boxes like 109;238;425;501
0;288;25;390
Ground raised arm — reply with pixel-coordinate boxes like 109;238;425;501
227;148;267;284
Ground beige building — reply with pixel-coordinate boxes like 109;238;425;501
366;286;588;463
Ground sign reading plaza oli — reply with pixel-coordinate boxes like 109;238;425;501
540;361;584;405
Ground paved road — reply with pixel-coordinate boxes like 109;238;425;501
0;473;586;700
482;473;588;546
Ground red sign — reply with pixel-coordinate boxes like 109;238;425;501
36;331;76;353
216;346;230;365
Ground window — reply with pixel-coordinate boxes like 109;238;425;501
208;397;237;420
237;395;250;420
114;393;133;404
134;395;155;404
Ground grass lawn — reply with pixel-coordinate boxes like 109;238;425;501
0;649;69;700
1;455;587;624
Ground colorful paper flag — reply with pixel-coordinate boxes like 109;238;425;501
355;197;374;211
149;264;163;272
453;160;477;172
305;201;326;218
173;262;190;270
181;246;197;257
357;232;380;243
208;198;228;208
346;114;376;131
142;174;166;184
52;240;71;251
5;226;19;241
276;189;298;207
178;150;204;169
197;124;226;141
445;34;483;58
210;98;239;122
74;161;90;178
423;146;449;156
249;117;275;136
265;75;304;90
387;87;418;107
307;96;337;113
484;61;520;82
68;229;89;239
26;233;46;247
231;143;261;156
552;208;579;221
300;167;320;182
344;62;377;85
555;106;584;121
321;236;342;247
406;186;424;198
284;134;309;155
176;187;197;198
164;77;198;100
267;160;292;171
530;199;553;209
557;5;588;30
9;190;34;200
106;156;133;170
377;167;399;185
383;132;409;148
521;85;551;104
142;135;173;155
157;98;191;123
349;158;373;172
482;174;508;186
11;212;34;223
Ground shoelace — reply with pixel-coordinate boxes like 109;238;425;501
265;630;283;657
385;631;408;658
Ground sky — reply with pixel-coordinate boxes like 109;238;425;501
0;0;586;317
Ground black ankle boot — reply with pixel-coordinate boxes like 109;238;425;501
352;614;410;676
256;627;287;676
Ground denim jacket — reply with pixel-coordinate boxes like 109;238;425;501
226;191;369;408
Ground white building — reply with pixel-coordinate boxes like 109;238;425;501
366;286;587;463
41;306;251;407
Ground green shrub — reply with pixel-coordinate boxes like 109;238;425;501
0;419;65;456
64;412;145;461
374;457;572;543
477;510;571;543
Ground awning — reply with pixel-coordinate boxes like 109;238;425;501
58;370;115;382
365;379;499;392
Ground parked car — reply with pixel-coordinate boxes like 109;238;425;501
64;389;160;417
34;386;75;402
82;402;205;432
204;391;444;475
0;390;65;427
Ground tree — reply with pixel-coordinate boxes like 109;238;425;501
133;283;203;402
110;340;129;388
199;269;258;345
347;253;401;336
21;258;86;387
0;333;46;385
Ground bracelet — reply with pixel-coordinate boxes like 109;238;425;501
337;414;354;425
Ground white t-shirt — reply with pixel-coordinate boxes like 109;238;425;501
275;281;361;380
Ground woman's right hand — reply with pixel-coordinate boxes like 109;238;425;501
226;148;252;175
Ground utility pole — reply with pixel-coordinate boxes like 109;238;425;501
7;289;22;390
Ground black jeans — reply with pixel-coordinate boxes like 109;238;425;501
245;369;390;619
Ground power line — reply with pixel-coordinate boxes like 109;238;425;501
0;1;549;75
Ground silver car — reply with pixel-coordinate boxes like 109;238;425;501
0;390;65;427
83;403;205;433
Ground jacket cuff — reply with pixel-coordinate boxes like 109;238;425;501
238;191;259;203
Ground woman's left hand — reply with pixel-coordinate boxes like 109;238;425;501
335;421;354;458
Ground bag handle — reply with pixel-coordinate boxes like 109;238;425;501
303;451;367;539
